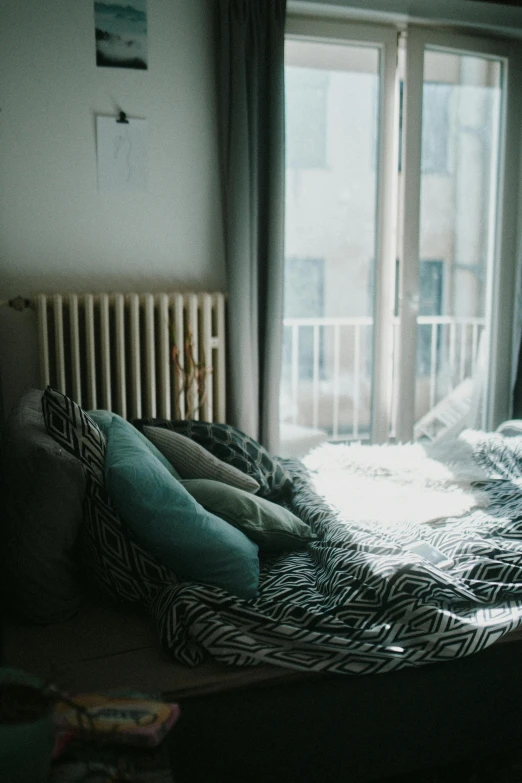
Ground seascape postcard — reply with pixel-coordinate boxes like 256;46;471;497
94;1;148;70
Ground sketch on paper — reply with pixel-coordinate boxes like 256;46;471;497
96;116;148;193
94;1;148;70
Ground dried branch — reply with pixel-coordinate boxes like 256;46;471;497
171;328;213;419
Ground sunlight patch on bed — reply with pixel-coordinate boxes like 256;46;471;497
303;434;491;528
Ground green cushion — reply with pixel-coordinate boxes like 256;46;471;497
89;410;181;480
181;479;317;553
104;418;260;599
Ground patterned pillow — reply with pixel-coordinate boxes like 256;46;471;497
42;387;178;606
82;475;178;607
42;386;106;484
143;426;260;493
133;419;293;502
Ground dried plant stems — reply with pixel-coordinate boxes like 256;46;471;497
171;328;213;420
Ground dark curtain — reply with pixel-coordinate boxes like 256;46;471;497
215;0;286;452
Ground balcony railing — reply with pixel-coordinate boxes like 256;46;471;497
280;315;486;443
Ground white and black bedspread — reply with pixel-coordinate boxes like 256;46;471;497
147;430;522;675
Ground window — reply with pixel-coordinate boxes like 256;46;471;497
284;257;325;379
398;81;451;174
393;259;444;376
281;17;521;448
418;260;444;376
286;69;329;169
422;83;451;174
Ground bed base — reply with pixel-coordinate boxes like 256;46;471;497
170;640;522;783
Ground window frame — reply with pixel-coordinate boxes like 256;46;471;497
284;13;522;443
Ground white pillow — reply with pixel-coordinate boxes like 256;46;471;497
143;426;260;493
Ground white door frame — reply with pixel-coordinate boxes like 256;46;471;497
396;26;522;442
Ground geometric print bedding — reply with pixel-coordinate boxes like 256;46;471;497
41;387;179;608
42;386;106;484
150;450;522;675
41;385;522;675
82;474;179;606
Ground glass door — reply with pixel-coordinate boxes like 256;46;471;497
281;20;398;453
395;27;520;442
281;19;521;454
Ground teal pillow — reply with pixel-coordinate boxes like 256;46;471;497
181;479;317;553
89;410;181;480
104;418;259;599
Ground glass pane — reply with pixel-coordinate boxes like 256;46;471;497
413;49;502;441
281;40;380;454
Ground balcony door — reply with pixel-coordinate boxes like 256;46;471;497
396;27;521;442
281;20;397;446
281;17;521;450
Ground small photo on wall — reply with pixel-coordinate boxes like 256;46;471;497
94;1;148;70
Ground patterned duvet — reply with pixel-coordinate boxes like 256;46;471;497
149;434;522;675
43;386;522;676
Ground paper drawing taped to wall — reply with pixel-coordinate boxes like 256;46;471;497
96;116;148;193
94;1;148;70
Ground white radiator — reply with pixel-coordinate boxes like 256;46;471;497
35;292;226;422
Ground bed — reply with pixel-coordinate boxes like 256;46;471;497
4;387;522;781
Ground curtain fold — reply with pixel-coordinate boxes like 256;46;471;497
216;0;286;453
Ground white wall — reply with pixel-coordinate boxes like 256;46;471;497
0;0;224;418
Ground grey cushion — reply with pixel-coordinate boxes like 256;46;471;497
0;389;86;623
133;418;293;501
143;426;260;492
